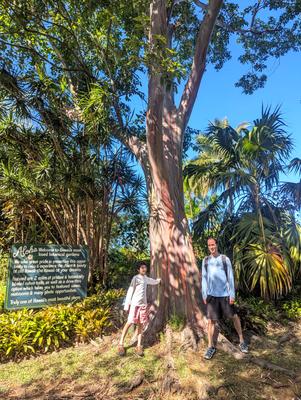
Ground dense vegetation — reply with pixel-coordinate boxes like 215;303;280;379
0;3;300;373
0;289;124;362
1;0;301;330
185;107;301;300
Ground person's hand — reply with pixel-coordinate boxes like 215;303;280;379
229;298;235;305
203;298;207;305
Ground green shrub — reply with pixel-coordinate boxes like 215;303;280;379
0;289;124;362
282;299;301;319
236;296;281;333
0;283;5;312
168;313;185;332
0;252;8;284
107;248;149;288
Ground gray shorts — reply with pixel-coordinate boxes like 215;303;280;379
206;296;237;320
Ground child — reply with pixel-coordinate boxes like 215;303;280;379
118;262;161;356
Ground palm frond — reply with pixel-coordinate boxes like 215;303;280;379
288;158;301;175
280;180;301;210
244;243;292;299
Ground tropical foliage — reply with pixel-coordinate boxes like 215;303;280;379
0;289;124;362
0;0;300;315
281;158;301;211
185;107;301;300
0;110;146;286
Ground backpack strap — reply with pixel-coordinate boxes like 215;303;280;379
221;255;228;282
204;255;228;282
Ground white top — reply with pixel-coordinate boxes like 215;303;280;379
124;274;160;310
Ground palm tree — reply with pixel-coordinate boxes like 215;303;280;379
0;110;146;287
280;158;301;210
185;106;300;299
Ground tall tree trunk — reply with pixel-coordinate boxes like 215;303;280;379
146;112;207;336
140;0;223;338
109;0;223;339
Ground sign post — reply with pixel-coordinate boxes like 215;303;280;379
5;244;89;310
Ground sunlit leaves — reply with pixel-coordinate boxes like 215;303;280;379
185;106;299;299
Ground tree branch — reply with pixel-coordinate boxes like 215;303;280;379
111;117;147;164
147;0;168;120
146;0;168;175
0;39;87;74
193;0;279;36
178;0;223;131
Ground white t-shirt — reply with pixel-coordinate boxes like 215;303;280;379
124;274;160;310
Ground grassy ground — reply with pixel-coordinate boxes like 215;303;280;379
1;322;301;400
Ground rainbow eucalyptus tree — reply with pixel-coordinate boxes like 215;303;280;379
1;0;301;335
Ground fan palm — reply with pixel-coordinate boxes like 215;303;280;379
185;106;298;299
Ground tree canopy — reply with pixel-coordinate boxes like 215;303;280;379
1;0;301;325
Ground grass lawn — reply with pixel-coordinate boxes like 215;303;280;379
1;321;301;400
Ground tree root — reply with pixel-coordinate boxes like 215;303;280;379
122;370;145;393
165;325;175;369
180;325;200;352
213;327;297;377
250;357;296;378
160;326;182;394
262;381;290;389
277;331;296;348
215;332;245;360
146;314;298;381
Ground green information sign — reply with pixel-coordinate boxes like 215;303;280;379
5;244;89;310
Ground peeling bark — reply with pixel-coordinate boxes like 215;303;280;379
136;0;224;338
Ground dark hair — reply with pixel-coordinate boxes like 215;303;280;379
137;261;148;270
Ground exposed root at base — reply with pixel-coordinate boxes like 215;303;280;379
250;357;296;378
180;325;200;352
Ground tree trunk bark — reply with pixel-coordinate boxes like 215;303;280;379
146;112;207;338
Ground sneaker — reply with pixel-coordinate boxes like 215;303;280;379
118;344;126;356
239;341;249;353
136;346;144;357
204;346;216;360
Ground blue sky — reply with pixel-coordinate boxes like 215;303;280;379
133;41;301;182
184;46;301;183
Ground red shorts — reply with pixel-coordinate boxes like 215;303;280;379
127;305;150;325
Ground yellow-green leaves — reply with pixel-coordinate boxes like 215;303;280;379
0;289;124;362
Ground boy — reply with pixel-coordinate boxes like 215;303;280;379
118;262;161;356
202;237;248;359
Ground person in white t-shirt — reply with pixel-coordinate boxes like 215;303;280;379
118;262;161;357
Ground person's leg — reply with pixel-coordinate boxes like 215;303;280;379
204;318;217;359
220;298;244;343
119;322;132;346
232;314;244;343
137;323;143;347
232;314;249;352
136;323;144;356
207;319;216;348
204;296;220;359
130;325;139;345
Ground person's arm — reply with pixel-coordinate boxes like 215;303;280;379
124;276;136;311
201;258;207;303
226;257;235;302
145;276;161;285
